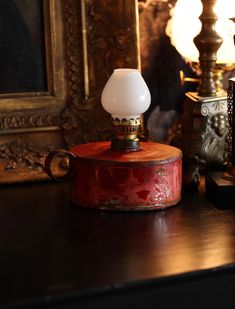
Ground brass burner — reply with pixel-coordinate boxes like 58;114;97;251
111;117;142;151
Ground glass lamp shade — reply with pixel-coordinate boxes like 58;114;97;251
101;69;151;120
168;0;235;64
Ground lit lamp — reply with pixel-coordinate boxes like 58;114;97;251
44;69;182;211
170;0;235;69
169;0;235;185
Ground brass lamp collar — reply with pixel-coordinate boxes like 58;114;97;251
111;117;142;152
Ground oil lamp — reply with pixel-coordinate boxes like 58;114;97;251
44;69;182;211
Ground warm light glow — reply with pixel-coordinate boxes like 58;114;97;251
167;0;235;64
101;69;151;120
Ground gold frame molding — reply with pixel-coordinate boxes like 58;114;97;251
0;0;139;184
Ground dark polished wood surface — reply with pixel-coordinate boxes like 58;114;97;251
1;179;235;308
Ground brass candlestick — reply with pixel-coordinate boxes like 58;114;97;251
193;0;223;97
175;0;229;188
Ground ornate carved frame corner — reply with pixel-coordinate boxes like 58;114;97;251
0;0;140;184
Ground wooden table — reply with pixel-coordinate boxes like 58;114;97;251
0;179;235;308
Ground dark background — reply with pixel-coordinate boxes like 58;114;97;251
139;0;199;142
0;0;47;94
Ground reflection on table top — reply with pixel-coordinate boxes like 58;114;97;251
0;179;235;307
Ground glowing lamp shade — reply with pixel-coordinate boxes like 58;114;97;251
168;0;235;64
101;69;151;120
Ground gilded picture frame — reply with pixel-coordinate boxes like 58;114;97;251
0;0;139;184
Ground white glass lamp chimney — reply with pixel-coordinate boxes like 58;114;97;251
101;69;151;120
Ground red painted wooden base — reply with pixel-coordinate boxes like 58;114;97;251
68;141;182;211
